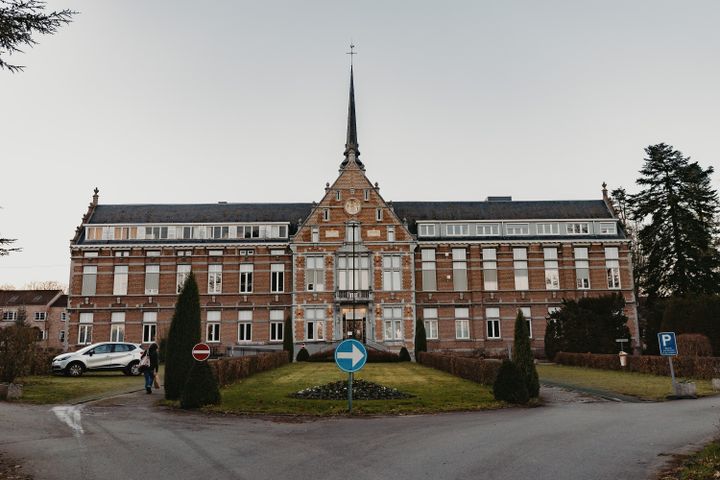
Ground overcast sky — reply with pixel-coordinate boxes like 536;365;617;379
1;0;719;288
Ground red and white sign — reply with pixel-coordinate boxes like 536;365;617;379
191;343;211;361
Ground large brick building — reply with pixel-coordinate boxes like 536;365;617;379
1;289;68;350
67;67;638;356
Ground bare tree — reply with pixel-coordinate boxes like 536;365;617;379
0;283;16;290
24;280;66;292
0;0;76;72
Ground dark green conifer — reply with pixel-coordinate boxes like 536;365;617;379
492;360;529;404
414;318;427;360
283;316;294;362
180;361;220;409
512;310;539;398
164;273;201;400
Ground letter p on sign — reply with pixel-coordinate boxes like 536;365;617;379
657;332;678;356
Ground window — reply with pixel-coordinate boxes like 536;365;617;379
207;311;221;343
144;265;160;295
239;249;254;256
239;264;253;293
421;249;436;291
446;224;469;236
176;249;192;257
455;307;470;339
574;247;590;289
143;312;157;343
237;311;252;342
208;249;223;256
506;223;529;235
311;226;319;243
323;208;330;221
486;307;500;339
382;255;402;291
270;249;285;256
270;313;284;341
81;265;97;296
605;247;621;289
2;310;17;321
387;226;395;242
239;225;260;239
544;247;560;290
364;189;370;201
336;190;341;201
115;250;130;257
566;223;590;235
110;312;125;342
337;255;370;290
513;248;529;290
482;248;498;291
418;224;436;237
84;251;98;258
537;223;559;235
113;265;128;295
78;312;93;345
477;224;500;236
376;208;383;222
208;264;223;294
600;222;617;235
271;264;284;293
423;308;438;340
146;250;161;257
176;264;191;293
305;307;325;341
452;249;468;291
383;306;403;341
305;256;325;291
211;226;229;240
60;312;68;321
346;223;360;243
59;330;66;343
144;227;169;240
518;307;532;338
34;312;47;321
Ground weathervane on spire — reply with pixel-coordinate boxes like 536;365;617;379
346;43;356;66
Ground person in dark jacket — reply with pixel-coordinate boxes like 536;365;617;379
141;343;159;394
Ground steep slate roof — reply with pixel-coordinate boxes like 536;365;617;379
51;294;68;308
0;290;63;306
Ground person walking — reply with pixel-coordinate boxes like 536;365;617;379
141;343;159;394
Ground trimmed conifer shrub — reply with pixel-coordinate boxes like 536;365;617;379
399;346;411;362
414;318;427;360
512;310;540;398
283;316;294;362
180;361;221;409
296;347;309;362
164;273;201;401
493;360;529;404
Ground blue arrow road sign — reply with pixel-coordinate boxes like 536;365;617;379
658;332;678;356
334;339;367;373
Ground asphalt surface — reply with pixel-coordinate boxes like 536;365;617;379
0;387;718;480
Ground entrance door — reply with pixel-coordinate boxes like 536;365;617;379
342;308;367;343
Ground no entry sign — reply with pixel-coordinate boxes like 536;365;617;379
191;343;211;361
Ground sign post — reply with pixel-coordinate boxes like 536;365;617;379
657;332;678;395
334;339;368;413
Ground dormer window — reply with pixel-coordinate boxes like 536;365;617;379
566;223;590;235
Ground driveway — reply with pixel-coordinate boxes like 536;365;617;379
0;387;717;480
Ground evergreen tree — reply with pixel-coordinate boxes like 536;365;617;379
626;143;720;298
512;310;539;398
492;360;529;404
414;318;427;360
164;273;201;400
180;360;220;409
545;294;631;356
283;316;293;363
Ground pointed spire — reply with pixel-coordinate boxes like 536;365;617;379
341;45;364;170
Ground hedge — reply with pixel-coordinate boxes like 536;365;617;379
554;352;720;380
209;351;288;387
307;347;401;363
417;352;501;385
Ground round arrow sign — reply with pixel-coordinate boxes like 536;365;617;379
334;339;367;373
191;343;211;361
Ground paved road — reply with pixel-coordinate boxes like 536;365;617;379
1;388;718;480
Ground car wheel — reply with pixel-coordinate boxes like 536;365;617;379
65;362;84;377
126;361;141;376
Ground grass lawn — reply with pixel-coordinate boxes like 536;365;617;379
14;366;164;405
661;440;720;480
537;364;715;401
210;362;502;415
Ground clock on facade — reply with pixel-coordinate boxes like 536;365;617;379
344;198;361;215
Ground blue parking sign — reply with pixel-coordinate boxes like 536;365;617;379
657;332;678;356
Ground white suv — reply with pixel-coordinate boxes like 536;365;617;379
52;342;144;377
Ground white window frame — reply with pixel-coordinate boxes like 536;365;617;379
452;248;468;291
566;223;590;235
239;264;253;293
446;224;469;236
34;312;47;321
111;312;125;342
376;208;383;222
455;307;470;340
82;265;97;296
270;320;283;342
78;312;93;345
382;255;402;291
176;264;191;293
311;226;320;243
383;306;403;341
337;255;370;291
519;307;532;338
208;264;223;294
418;224;436;237
323;208;330;222
2;310;17;321
421;249;436;291
271;263;285;293
543;247;560;290
113;265;128;296
513;248;529;291
536;223;560;235
143;312;157;343
305;307;325;341
482;248;498;291
506;223;529;235
207;310;221;343
387;226;395;242
144;264;160;295
605;247;621;289
486;307;501;339
599;222;617;235
574;247;591;289
305;256;325;292
423;308;438;340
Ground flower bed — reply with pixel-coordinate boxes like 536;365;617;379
289;379;413;400
554;352;720;380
